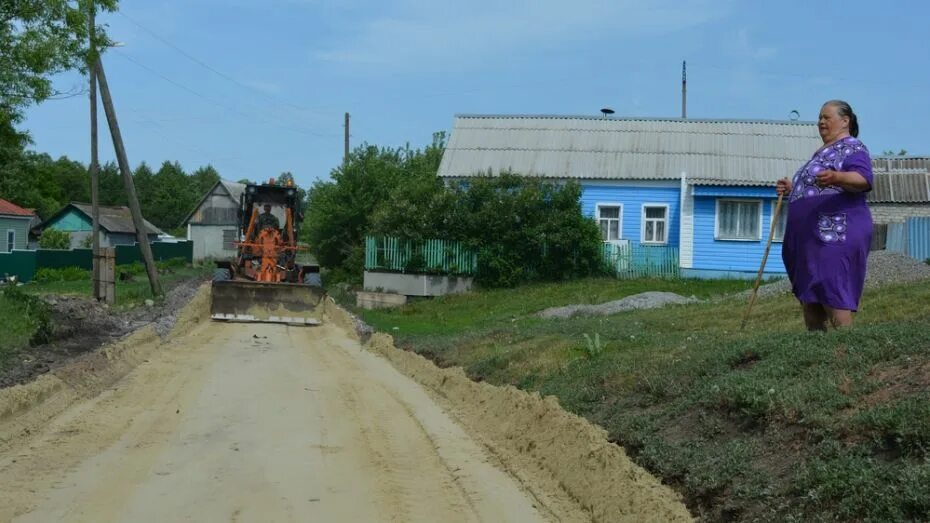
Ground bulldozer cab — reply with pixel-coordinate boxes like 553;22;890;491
211;178;323;326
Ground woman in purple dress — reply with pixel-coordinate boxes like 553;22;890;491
776;100;873;330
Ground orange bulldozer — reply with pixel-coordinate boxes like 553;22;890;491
211;178;324;326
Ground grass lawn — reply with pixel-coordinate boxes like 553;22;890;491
357;277;930;522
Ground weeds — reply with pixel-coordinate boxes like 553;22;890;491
33;266;90;282
0;285;52;359
582;332;605;358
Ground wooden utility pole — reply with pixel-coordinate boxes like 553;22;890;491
94;59;162;297
89;5;103;301
344;112;350;166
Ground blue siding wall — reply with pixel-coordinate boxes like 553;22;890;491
49;209;92;232
692;194;786;274
581;185;681;246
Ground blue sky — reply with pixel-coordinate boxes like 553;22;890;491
22;0;930;188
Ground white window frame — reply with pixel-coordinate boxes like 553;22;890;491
640;203;670;245
714;199;763;241
596;203;624;243
771;200;787;243
5;229;14;252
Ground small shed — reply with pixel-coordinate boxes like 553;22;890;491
181;179;245;261
867;157;930;224
0;198;35;252
35;203;164;249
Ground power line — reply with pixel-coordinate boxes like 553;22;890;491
117;11;334;116
694;61;930;91
110;50;338;138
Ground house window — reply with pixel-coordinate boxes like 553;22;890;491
597;204;622;242
772;201;787;242
222;229;237;250
716;200;762;241
6;230;14;252
642;204;669;244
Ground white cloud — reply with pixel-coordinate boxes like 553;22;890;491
735;27;777;60
313;0;734;69
244;81;282;95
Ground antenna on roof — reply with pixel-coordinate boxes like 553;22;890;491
681;60;687;119
600;107;615;118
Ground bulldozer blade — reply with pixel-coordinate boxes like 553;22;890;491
211;280;325;326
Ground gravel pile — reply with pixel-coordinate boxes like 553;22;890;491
741;250;930;300
128;279;205;337
537;291;699;319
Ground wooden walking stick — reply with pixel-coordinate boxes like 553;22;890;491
741;192;785;330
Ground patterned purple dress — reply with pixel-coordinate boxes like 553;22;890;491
781;136;874;311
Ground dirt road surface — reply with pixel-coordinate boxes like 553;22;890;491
0;320;562;522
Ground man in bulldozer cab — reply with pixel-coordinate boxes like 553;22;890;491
255;203;280;236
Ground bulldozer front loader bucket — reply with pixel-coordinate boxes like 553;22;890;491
211;280;325;326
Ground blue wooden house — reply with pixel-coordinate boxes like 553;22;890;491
35;202;164;249
437;114;822;278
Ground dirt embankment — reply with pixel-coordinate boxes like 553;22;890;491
325;303;692;523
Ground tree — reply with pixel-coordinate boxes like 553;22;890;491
445;174;603;287
881;149;908;156
278;172;295;185
190;165;220;195
1;1;118;129
132;161;158;225
0;151;90;218
302;144;416;281
369;133;451;241
39;229;71;249
146;161;196;229
97;161;125;206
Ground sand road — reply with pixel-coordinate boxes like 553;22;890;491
0;320;562;523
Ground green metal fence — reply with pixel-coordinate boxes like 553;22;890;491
116;241;193;265
365;236;478;275
0;241;193;283
36;248;93;270
0;250;38;282
363;237;678;279
603;243;680;279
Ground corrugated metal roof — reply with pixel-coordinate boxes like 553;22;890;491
68;203;164;235
219;179;246;202
869;157;930;203
438;115;822;184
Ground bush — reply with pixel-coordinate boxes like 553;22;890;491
33;266;90;282
156;257;188;271
38;229;71;249
0;285;53;345
116;261;146;280
375;173;606;288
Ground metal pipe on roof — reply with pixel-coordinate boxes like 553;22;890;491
681;61;687;119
